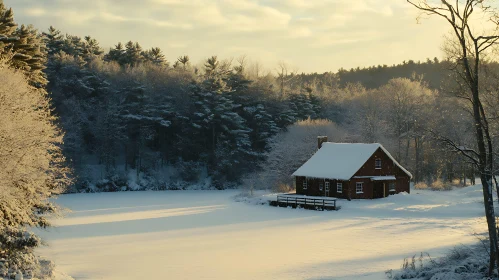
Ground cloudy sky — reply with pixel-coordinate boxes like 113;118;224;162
6;0;448;73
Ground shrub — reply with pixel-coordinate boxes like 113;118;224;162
431;179;452;191
387;244;490;280
272;182;292;193
0;227;42;279
414;182;428;190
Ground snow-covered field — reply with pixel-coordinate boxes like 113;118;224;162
36;185;487;280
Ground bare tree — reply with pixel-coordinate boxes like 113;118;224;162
234;55;247;75
249;60;263;79
407;0;499;275
275;61;297;98
249;118;347;190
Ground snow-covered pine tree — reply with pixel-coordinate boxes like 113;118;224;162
95;89;124;175
45;52;108;184
288;93;317;120
225;71;279;154
61;34;85;58
0;6;49;91
188;59;255;186
119;82;174;176
10;24;48;89
277;102;298;128
242;103;279;152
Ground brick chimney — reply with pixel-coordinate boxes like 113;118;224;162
317;136;328;149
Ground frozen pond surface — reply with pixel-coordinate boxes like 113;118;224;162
36;186;486;280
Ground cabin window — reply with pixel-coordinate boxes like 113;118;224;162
356;182;363;193
337;183;343;193
389;182;396;192
375;159;381;169
303;180;307;190
319;183;323;191
325;182;330;191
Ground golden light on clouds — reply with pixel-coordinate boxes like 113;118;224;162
8;0;449;72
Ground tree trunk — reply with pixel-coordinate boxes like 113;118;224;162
414;136;420;183
405;136;410;167
463;163;467;186
124;144;128;172
472;164;476;185
483;174;499;276
471;82;499;275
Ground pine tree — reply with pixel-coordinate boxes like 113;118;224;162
82;35;103;61
124;41;144;67
204;56;219;78
176;55;190;70
120;84;148;175
11;24;48;88
0;3;17;50
0;6;47;89
188;73;254;186
242;103;279;152
105;42;125;65
62;34;84;57
42;26;64;56
95;89;123;174
143;47;167;66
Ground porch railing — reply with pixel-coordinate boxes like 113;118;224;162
276;195;337;211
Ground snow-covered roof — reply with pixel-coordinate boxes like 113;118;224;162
292;143;412;180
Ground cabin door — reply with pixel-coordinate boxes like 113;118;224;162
325;183;330;197
373;182;384;199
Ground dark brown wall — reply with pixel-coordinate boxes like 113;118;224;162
347;178;372;199
396;177;410;194
354;148;411;195
296;176;349;199
354;148;404;177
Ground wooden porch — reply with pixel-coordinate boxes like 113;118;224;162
269;194;339;211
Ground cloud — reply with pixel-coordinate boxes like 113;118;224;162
24;8;46;17
54;9;96;25
289;27;312;38
7;0;449;72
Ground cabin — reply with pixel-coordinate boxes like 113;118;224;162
292;137;412;200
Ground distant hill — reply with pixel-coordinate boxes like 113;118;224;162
298;58;453;90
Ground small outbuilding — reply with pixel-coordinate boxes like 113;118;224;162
292;137;412;199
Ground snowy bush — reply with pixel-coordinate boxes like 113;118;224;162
0;227;42;279
0;62;70;277
387;244;491;280
272;183;293;193
430;180;452;191
37;259;55;279
414;182;428;190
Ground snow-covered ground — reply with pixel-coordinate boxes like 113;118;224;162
36;185;487;280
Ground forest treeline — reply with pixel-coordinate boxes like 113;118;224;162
2;4;497;193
